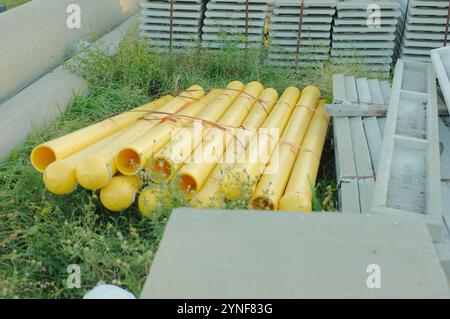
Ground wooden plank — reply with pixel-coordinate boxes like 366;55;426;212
349;117;375;213
334;117;361;213
363;117;383;175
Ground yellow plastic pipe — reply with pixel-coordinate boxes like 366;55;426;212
43;128;125;195
179;81;264;193
115;89;221;176
151;81;245;177
100;175;140;212
193;88;279;208
30;95;173;172
42;96;172;194
75;85;205;190
278;102;330;212
220;86;302;201
251;90;322;210
138;188;158;217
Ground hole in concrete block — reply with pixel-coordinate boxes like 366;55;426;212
386;139;426;215
396;91;427;139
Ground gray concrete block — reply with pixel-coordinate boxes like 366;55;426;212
141;208;450;299
371;59;443;242
431;46;450;113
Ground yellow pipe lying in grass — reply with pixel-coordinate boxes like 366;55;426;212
151;81;245;177
138;188;158;217
220;86;301;201
42;96;171;194
75;85;205;190
193;88;279;208
115;89;220;176
251;93;322;211
179;81;264;193
30;95;173;172
43;129;125;195
278;102;330;212
100;175;140;212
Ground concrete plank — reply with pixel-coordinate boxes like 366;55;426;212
371;59;443;242
363;117;383;176
344;76;358;103
431;46;450;113
141;208;450;299
356;78;372;104
350;117;375;212
334;117;361;213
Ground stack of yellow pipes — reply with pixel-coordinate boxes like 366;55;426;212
30;81;330;216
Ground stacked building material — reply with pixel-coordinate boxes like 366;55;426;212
399;0;450;62
331;0;402;76
31;82;329;217
267;0;337;68
201;0;269;49
331;72;450;282
140;0;206;50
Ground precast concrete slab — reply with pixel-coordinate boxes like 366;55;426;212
141;208;450;299
399;0;450;61
431;46;450;112
371;59;443;242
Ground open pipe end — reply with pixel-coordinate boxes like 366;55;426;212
151;157;172;178
116;148;141;176
251;196;275;211
31;145;57;172
180;174;197;193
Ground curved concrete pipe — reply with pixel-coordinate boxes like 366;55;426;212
0;0;138;103
0;15;139;162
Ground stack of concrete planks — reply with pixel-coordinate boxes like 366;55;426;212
332;71;450;281
332;75;390;214
140;0;206;50
399;0;450;62
267;0;336;68
331;0;402;76
201;0;269;49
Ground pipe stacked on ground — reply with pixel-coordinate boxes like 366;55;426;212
193;88;279;208
114;88;220;176
149;81;245;178
251;86;321;210
178;81;265;193
75;85;206;190
42;95;172;195
220;86;302;201
31;95;172;172
278;101;330;212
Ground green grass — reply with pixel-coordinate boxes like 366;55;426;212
0;27;346;298
0;0;30;9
